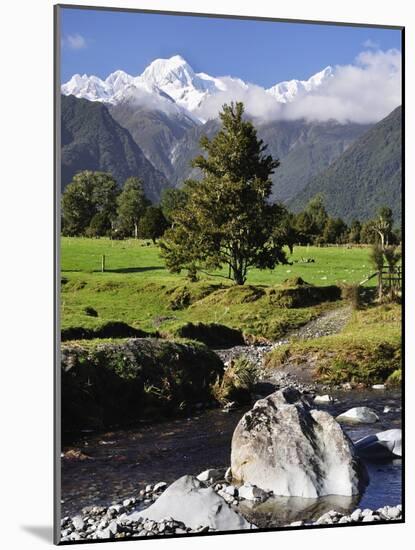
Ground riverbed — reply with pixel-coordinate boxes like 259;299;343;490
61;388;401;526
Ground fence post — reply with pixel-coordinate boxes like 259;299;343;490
101;254;105;273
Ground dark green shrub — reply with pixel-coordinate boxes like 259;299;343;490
83;306;98;317
212;355;258;405
174;322;245;347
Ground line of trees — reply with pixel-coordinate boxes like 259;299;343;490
61;101;401;285
61;172;168;243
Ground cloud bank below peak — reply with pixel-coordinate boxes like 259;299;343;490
196;49;401;124
62;48;401;125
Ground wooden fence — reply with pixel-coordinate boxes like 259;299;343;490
380;266;402;290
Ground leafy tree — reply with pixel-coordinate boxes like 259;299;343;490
160;102;287;285
61;171;117;236
305;194;328;235
116;177;150;238
360;220;377;244
322;217;348;244
273;210;298;254
86;212;112;237
349;220;362;244
294;211;315;244
92;173;119;222
160;188;187;223
138;206;169;243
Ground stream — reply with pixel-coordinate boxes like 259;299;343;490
61;387;402;526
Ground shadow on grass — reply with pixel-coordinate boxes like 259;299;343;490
61;266;165;274
105;266;165;274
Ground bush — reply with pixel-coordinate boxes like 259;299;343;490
83;306;98;317
212;355;257;405
173;322;245;348
169;286;192;310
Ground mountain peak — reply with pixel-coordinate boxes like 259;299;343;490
62;59;336;118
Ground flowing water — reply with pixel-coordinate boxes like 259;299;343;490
61;388;402;526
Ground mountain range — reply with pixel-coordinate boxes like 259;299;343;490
62;54;334;120
61;94;168;201
290;106;402;223
61;55;402;222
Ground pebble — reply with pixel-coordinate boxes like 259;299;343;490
61;475;402;541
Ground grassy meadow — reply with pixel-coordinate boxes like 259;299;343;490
265;303;401;385
61;237;378;341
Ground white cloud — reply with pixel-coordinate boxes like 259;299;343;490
196;48;401;124
363;39;380;49
63;33;87;50
196;77;283;122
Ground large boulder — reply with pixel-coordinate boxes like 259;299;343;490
231;388;367;498
127;475;252;531
336;407;379;424
355;429;402;459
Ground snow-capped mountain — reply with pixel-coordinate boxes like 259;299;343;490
266;66;334;103
61;55;333;120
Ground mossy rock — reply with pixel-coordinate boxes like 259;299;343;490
61;338;224;433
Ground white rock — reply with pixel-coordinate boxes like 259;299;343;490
372;384;386;390
196;468;225;483
238;483;268;501
95;528;112;539
231;388;367;498
223;485;237;497
153;482;167;492
387;507;401;519
338;516;351;524
383;406;392;413
72;516;84;531
128;475;251;531
350;508;362;521
336;406;379;424
355;429;402;459
313;394;333;404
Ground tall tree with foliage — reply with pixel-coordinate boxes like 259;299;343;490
160;188;187;224
138;206;169;243
116;177;150;238
322;217;348;244
349;220;362;244
305;194;328;235
61;171;118;236
160;102;287;285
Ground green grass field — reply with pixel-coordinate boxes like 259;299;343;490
61;237;377;339
62;237;375;285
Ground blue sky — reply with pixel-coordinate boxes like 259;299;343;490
60;7;402;86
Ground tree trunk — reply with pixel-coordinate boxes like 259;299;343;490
378;272;383;301
134;223;138;239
